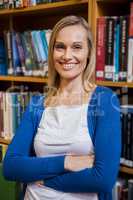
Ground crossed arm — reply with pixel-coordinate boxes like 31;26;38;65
3;89;121;193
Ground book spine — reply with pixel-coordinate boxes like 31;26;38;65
96;17;106;81
128;180;133;200
11;31;22;75
129;2;133;37
119;16;129;81
114;18;120;82
4;31;14;75
104;17;115;81
127;38;133;82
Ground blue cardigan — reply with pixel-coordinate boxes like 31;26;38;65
3;86;121;200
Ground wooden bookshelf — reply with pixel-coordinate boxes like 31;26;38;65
0;76;48;83
96;81;133;88
120;166;133;175
0;138;10;145
0;0;88;16
96;0;128;3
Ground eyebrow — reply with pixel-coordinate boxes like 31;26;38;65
55;41;83;44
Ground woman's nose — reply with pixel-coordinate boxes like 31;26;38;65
63;48;73;60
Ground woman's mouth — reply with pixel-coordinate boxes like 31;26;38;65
59;63;78;70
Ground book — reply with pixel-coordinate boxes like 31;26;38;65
104;17;115;81
127;3;133;82
11;31;22;76
120;105;133;167
0;36;7;75
96;17;106;81
128;179;133;200
119;16;129;81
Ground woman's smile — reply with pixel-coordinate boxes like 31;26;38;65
58;62;79;70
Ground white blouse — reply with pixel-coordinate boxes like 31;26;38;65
24;104;98;200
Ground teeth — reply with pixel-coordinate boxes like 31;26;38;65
63;64;75;69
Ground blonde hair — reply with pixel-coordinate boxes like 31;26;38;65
46;15;96;104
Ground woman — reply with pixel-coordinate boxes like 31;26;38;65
3;16;121;200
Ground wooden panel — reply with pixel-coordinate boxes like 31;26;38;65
96;81;133;88
96;0;130;17
120;166;133;175
0;76;48;83
96;0;128;3
0;138;10;145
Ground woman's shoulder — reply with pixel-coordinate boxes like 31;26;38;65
94;85;120;108
94;85;118;100
28;94;45;110
95;85;114;95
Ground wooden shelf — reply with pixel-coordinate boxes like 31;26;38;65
0;76;48;83
120;166;133;175
96;81;133;88
96;0;128;3
0;0;88;16
0;138;10;145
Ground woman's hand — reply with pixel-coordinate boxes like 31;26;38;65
64;154;95;171
35;155;94;186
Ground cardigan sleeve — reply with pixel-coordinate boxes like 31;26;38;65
44;88;121;193
3;96;65;183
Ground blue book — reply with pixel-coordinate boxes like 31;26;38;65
0;37;8;75
40;30;48;58
11;32;22;75
114;19;120;81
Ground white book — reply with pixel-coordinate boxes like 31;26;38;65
127;38;133;82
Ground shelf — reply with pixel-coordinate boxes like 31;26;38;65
120;166;133;175
96;81;133;88
96;0;128;3
0;138;10;145
0;0;88;16
0;76;48;83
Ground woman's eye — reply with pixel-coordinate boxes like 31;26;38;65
73;45;82;49
54;44;65;49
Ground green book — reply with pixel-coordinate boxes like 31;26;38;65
0;163;20;200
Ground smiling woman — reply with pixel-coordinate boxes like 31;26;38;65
3;16;121;200
46;15;96;107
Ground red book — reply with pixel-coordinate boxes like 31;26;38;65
129;2;133;37
96;17;106;81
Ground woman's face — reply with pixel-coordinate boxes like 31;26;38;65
53;25;89;82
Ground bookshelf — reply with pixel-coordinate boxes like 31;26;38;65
0;0;88;140
0;1;90;147
0;0;132;181
0;75;48;84
0;0;88;16
93;0;133;179
96;81;133;88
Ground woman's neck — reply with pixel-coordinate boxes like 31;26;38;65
59;78;84;96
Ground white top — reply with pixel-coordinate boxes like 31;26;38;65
24;104;98;200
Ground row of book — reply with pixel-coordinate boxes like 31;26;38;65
96;2;133;82
112;178;133;200
0;29;51;77
0;91;33;139
0;0;63;9
120;105;133;168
